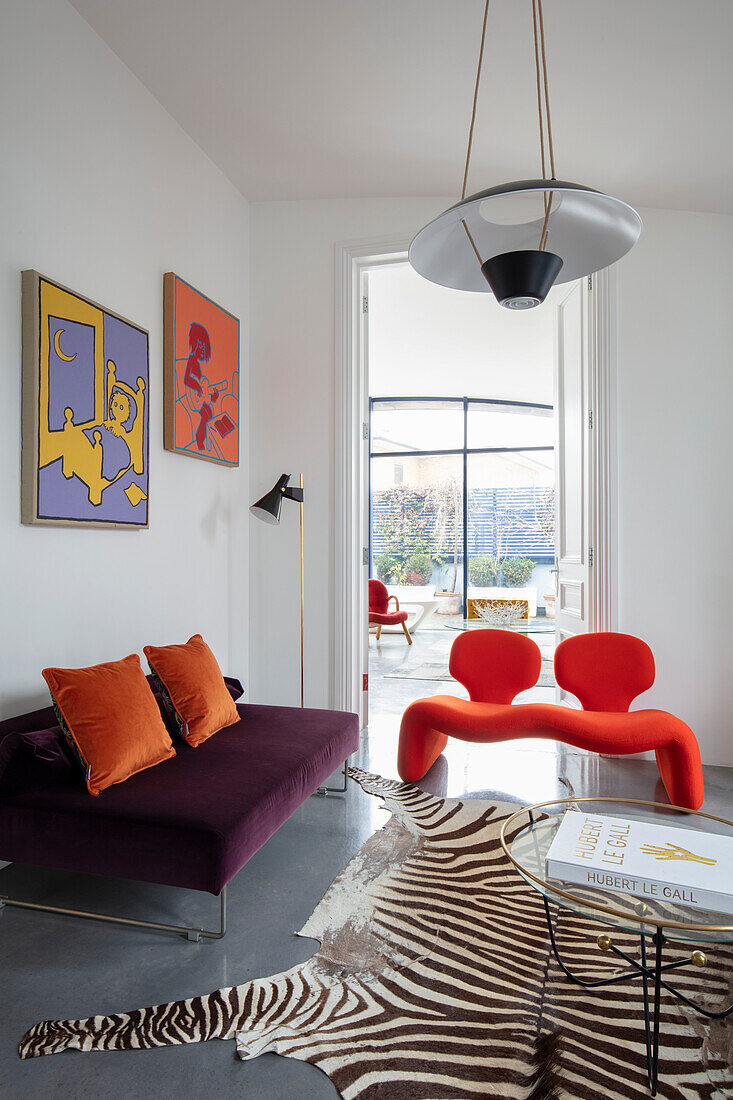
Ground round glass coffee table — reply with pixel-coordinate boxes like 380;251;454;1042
500;797;733;1096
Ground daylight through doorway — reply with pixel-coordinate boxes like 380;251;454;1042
365;262;559;742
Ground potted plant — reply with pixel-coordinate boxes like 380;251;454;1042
468;554;500;587
404;551;433;586
500;557;535;587
430;477;463;613
374;552;401;585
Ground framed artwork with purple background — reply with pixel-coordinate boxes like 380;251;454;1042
21;271;149;528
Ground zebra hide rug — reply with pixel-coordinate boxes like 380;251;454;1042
19;769;733;1099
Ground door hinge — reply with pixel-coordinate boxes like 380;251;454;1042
362;296;369;314
588;409;593;429
363;547;369;566
587;274;593;290
362;421;369;440
589;547;594;568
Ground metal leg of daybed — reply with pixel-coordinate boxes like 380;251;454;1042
317;759;349;795
0;884;227;943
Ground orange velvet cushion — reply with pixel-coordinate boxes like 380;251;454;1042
143;634;239;748
42;654;176;796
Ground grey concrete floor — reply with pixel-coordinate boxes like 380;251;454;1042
368;616;557;724
2;628;732;1098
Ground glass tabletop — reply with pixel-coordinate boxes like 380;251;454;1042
445;619;555;634
501;797;733;944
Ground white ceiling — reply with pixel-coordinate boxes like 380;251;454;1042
70;0;733;212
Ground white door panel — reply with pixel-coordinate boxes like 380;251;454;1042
559;578;584;619
555;279;592;703
360;271;370;728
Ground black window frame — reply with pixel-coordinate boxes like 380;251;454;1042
369;395;555;618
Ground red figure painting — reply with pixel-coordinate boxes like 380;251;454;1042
164;275;240;466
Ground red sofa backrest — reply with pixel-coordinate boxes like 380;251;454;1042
449;629;542;703
554;631;655;712
369;578;389;615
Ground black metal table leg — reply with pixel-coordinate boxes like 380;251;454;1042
541;898;733;1095
648;932;664;1095
639;933;654;1092
543;896;649;988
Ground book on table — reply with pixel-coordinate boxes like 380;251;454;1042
545;811;733;916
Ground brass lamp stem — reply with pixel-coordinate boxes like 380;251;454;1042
299;473;304;708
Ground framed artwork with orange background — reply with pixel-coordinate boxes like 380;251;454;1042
163;274;240;466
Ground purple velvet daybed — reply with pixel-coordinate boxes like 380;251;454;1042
0;684;359;940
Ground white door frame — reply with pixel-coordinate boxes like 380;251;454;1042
333;238;617;716
587;268;618;632
333;237;410;716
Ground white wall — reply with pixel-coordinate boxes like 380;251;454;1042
249;199;448;708
250;197;733;768
616;208;733;767
0;0;249;719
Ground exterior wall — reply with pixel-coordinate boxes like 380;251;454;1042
370;451;553;490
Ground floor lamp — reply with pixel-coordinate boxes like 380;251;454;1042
249;474;347;795
250;474;305;708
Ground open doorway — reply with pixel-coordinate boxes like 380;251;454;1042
333;238;615;753
366;262;559;730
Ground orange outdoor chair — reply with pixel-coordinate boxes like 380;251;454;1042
369;579;412;645
397;629;704;810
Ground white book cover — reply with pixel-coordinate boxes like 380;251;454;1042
546;811;733;916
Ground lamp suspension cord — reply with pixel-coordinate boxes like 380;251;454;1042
459;0;557;260
532;0;556;250
537;0;556;179
459;0;491;264
531;0;548;181
461;0;491;202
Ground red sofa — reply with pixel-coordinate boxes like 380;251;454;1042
397;630;704;810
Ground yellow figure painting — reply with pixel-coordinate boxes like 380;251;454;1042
22;272;149;527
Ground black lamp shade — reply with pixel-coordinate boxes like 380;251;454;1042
250;474;291;524
481;249;563;309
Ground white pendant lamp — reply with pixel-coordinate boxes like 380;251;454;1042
409;0;642;309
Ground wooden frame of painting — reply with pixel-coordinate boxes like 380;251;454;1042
21;270;150;529
163;273;240;467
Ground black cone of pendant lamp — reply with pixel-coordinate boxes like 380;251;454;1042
481;249;563;310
